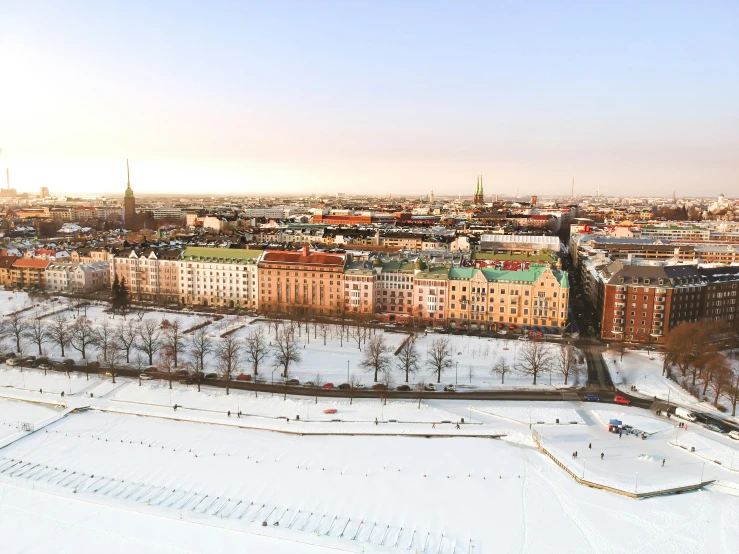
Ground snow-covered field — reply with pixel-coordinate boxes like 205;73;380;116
592;409;674;435
0;291;579;390
472;402;584;425
1;405;738;553
670;432;739;471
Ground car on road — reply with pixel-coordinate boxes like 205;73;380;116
104;371;117;378
584;394;601;402
38;363;52;372
729;430;739;440
204;373;218;379
236;374;251;381
396;385;411;391
285;378;300;385
302;381;315;387
322;383;334;390
706;423;725;434
443;385;456;392
424;384;437;391
517;335;530;341
6;358;20;366
139;373;153;380
337;383;351;390
613;395;631;405
371;384;387;391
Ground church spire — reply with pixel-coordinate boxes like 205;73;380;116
124;159;134;198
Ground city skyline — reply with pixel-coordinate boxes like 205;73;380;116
1;1;737;196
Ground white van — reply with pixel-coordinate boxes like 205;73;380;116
728;430;739;441
674;407;697;422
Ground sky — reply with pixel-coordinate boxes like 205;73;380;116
1;1;737;198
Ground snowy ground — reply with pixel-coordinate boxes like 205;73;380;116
0;290;579;390
1;405;739;554
670;432;739;471
471;402;584;425
592;409;674;435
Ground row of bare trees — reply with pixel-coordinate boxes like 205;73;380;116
356;335;582;386
662;321;739;415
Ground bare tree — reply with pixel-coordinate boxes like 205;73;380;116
133;305;148;321
272;327;302;379
189;327;212;392
706;354;731;406
163;319;184;368
426;337;452;383
24;319;47;356
70;319;95;360
7;314;28;353
216;334;241;394
348;373;363;405
319;323;330;346
351;324;366;351
611;341;627;362
116;320;138;363
722;358;739;416
360;335;392;382
99;339;123;383
491;357;511;384
380;368;394;401
395;336;420;383
244;327;269;379
46;315;71;357
556;345;577;385
137;319;162;366
466;364;475;384
93;320;117;367
516;340;553;385
157;349;176;390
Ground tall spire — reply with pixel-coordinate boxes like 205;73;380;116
124;159;134;198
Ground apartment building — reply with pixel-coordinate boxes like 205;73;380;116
343;260;376;315
111;248;183;303
257;246;347;316
375;260;416;318
10;259;50;288
178;247;259;309
412;266;450;324
447;266;569;331
0;256;17;286
46;261;109;294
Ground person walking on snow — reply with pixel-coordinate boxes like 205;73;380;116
662;459;666;467
601;452;604;460
588;443;591;449
432;423;436;429
227;410;231;417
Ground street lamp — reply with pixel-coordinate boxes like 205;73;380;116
455;361;458;386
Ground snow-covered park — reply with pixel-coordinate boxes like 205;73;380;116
0;291;582;390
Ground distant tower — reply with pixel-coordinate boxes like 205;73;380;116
429;189;435;204
473;175;484;204
40;187;50;198
124;159;136;223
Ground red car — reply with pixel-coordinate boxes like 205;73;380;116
372;384;387;391
322;383;334;389
236;374;251;381
614;395;631;406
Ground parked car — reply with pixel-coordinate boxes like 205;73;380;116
139;373;153;380
236;374;251;381
302;381;315;387
729;430;739;440
204;373;218;379
6;358;20;366
104;371;117;377
337;383;351;390
443;384;456;392
706;423;725;434
322;383;334;390
424;384;436;391
286;378;300;385
396;385;411;391
584;394;601;402
143;366;158;375
613;395;631;405
371;384;387;391
38;363;52;372
674;407;697;422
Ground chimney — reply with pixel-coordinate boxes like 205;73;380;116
302;245;310;257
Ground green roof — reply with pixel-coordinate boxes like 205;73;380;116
415;266;451;280
183;247;262;263
449;266;568;285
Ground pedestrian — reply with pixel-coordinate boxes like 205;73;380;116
601;452;604;460
662;459;665;467
588;443;591;449
685;424;688;430
227;410;231;417
237;411;241;418
173;404;177;411
572;452;575;459
432;423;436;429
574;451;577;458
375;417;378;425
619;431;622;439
456;423;460;430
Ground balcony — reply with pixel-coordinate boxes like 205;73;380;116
615;302;626;308
654;305;665;311
655;297;665;303
650;330;663;337
613;327;624;333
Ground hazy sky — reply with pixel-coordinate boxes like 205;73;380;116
1;1;737;197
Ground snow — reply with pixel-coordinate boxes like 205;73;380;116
472;402;584;425
670;432;739;471
592;409;674;435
